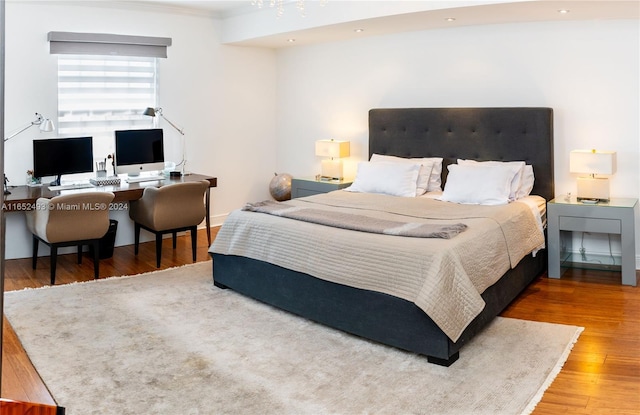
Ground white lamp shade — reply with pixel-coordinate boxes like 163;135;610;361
39;119;55;133
569;150;616;175
315;139;350;159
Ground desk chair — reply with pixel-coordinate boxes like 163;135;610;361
129;180;209;268
26;192;116;285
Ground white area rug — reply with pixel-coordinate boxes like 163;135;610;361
4;262;583;415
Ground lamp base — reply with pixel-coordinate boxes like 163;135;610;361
576;176;610;201
321;159;344;181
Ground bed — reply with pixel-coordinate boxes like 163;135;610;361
209;107;554;366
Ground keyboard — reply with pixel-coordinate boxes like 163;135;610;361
49;183;95;191
125;175;165;183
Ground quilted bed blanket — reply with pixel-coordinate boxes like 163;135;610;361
242;200;468;239
210;191;544;341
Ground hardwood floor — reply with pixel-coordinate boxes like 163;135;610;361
502;267;640;414
2;230;639;414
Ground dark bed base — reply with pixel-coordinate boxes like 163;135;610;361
211;251;546;366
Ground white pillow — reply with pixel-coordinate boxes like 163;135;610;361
426;157;444;192
369;154;433;196
370;154;443;194
346;162;421;197
439;163;520;205
517;165;535;199
457;159;527;201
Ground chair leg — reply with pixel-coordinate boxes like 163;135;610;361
91;240;100;279
172;232;177;249
155;232;163;268
190;226;197;262
32;236;39;270
50;245;58;285
77;244;83;264
134;223;141;255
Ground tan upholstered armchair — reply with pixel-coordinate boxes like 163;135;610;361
26;191;115;285
128;180;209;267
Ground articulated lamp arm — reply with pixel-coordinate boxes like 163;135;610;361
143;107;184;135
143;107;188;173
4;113;55;142
158;112;184;136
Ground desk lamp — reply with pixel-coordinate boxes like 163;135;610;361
143;107;188;176
3;112;55;194
315;139;350;180
4;112;54;142
569;149;616;202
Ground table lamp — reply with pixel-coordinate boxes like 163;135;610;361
569;149;616;202
315;139;350;180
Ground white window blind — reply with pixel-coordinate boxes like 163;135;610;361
57;54;157;139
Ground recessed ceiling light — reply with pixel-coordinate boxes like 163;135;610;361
354;28;364;33
558;9;570;14
445;17;456;22
287;38;296;43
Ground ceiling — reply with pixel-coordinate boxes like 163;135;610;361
130;1;639;48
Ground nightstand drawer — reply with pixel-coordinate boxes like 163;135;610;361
558;216;621;234
291;178;353;198
295;188;323;198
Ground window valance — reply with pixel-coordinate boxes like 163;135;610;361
47;31;172;58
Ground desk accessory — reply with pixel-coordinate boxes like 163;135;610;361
96;159;108;178
26;170;41;187
3;175;10;195
89;176;121;186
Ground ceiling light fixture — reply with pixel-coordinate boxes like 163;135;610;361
558;9;570;14
354;28;364;33
445;17;456;22
252;0;328;17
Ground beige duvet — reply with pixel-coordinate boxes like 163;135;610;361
210;191;545;342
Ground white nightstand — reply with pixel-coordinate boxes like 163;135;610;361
547;197;638;286
291;178;353;198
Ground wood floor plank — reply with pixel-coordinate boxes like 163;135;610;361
2;316;57;405
2;228;639;415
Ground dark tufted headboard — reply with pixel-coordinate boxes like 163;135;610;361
369;108;554;201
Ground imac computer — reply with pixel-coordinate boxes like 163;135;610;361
33;136;94;186
114;128;165;180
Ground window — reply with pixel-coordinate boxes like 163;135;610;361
57;54;158;155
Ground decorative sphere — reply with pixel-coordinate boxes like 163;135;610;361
269;173;292;201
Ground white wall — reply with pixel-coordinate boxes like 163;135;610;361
4;2;639;266
4;1;277;259
274;20;640;265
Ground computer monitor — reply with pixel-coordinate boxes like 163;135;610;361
114;128;165;176
33;136;94;185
